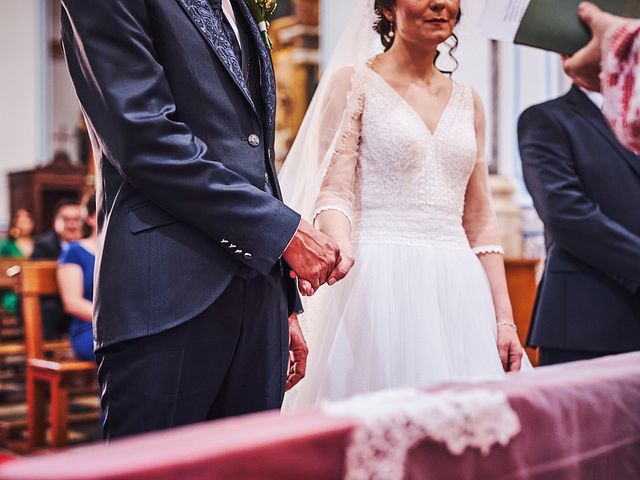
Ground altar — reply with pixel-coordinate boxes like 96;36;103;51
0;353;638;479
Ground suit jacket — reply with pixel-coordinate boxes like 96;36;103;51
61;0;301;349
519;86;640;353
31;230;62;260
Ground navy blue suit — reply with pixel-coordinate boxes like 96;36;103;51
519;86;640;365
61;0;302;438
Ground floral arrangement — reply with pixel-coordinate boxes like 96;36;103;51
247;0;278;50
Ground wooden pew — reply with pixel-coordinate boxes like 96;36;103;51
0;259;67;389
0;259;23;344
20;261;97;450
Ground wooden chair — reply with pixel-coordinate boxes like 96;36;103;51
20;261;97;450
0;258;23;342
504;258;541;366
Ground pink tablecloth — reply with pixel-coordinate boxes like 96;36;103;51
1;353;639;480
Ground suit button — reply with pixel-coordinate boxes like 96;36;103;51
244;252;252;260
229;244;236;249
234;249;243;255
248;134;260;147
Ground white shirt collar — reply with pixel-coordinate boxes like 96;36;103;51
221;0;242;49
579;87;604;110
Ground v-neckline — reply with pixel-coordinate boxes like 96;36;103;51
366;64;456;138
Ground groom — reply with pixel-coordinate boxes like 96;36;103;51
61;0;342;439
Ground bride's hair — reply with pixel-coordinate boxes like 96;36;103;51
373;1;462;75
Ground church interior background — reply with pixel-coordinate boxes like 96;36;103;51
1;0;571;255
0;0;628;460
0;0;574;448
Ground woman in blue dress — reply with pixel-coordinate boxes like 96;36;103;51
57;192;96;361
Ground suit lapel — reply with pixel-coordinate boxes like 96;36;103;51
176;0;256;113
566;87;640;179
233;0;277;138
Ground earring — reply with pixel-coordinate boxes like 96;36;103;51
388;19;395;38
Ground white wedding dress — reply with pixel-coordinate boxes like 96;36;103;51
283;63;530;410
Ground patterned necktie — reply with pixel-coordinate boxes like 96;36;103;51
208;0;242;69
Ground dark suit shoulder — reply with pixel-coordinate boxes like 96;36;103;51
31;231;61;259
520;95;572;122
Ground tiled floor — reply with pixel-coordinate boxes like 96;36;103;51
0;395;101;454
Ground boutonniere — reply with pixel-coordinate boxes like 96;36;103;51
247;0;277;50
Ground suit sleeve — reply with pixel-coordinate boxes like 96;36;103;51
60;0;300;276
519;105;640;293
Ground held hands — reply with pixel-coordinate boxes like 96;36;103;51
286;313;308;391
283;219;351;296
497;321;524;372
293;240;355;296
563;2;628;91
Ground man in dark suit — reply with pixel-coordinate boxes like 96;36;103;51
32;199;83;259
519;85;640;366
61;0;344;439
31;198;82;339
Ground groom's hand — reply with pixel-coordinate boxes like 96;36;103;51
283;219;340;292
286;313;308;391
293;242;354;296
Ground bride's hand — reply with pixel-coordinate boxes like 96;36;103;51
497;322;524;372
327;241;355;286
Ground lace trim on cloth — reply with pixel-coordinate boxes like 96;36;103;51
333;81;365;159
472;244;504;255
322;387;521;480
312;64;367;221
312;205;354;226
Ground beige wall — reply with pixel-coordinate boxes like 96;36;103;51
49;0;82;163
0;0;46;228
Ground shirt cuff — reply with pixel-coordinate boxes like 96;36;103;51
279;217;302;259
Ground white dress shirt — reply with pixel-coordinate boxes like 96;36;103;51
580;87;604;111
221;0;243;52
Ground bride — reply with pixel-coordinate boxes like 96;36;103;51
280;0;530;408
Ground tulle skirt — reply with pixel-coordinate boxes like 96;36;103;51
284;242;529;410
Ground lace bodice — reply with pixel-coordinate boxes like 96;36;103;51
314;63;502;253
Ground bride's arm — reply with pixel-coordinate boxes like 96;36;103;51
312;69;365;284
463;88;524;372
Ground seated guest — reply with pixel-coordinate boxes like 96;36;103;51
57;192;96;361
32;198;82;339
519;84;640;366
0;208;35;315
32;199;82;259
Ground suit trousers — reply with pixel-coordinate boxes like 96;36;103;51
538;347;622;366
97;269;289;440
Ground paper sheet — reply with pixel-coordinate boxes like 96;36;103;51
479;0;532;41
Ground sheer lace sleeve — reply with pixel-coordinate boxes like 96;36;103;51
312;67;366;226
463;87;504;256
602;20;640;153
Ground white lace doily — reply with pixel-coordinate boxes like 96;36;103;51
322;387;521;480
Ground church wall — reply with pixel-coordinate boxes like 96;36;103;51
0;0;47;230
